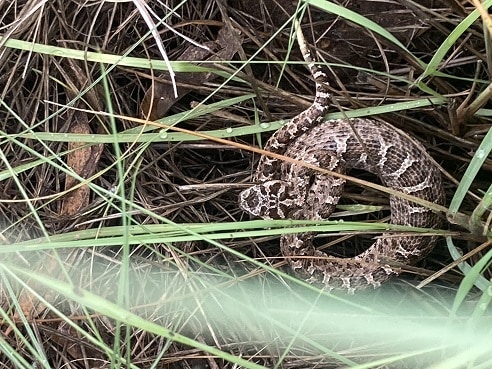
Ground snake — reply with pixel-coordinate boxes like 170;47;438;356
238;24;445;292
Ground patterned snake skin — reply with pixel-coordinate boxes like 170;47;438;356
239;25;445;292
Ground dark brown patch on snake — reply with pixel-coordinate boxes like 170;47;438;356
238;24;445;293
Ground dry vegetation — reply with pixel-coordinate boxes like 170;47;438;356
0;0;491;368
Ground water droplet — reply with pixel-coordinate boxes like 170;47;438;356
159;130;168;139
63;133;68;138
475;149;485;159
226;127;233;133
260;122;270;129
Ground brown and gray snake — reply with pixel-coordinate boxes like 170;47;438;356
238;25;445;292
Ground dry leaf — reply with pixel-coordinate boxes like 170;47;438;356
141;25;242;120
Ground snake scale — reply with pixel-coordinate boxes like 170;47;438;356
238;24;445;292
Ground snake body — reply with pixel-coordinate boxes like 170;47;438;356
238;26;445;292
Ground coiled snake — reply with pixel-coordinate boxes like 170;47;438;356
238;24;445;292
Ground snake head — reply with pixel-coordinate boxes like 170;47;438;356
239;180;295;219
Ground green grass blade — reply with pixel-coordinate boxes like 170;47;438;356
418;0;492;80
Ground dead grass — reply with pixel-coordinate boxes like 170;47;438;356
0;0;491;368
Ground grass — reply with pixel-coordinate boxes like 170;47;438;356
0;0;491;368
